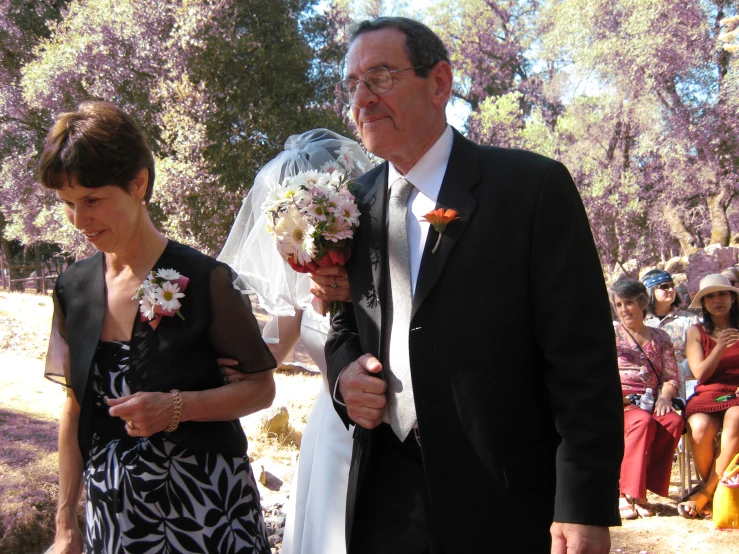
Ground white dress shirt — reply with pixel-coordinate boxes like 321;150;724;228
387;125;454;296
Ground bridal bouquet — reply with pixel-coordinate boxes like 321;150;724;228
262;151;361;312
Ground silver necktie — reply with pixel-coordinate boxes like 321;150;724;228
386;177;417;441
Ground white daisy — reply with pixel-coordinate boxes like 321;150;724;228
279;182;304;203
262;185;285;213
139;289;158;320
337;145;356;172
292;170;323;189
274;205;316;265
156;268;181;281
156;280;185;312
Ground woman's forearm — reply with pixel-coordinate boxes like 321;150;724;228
56;395;84;528
691;345;723;381
659;383;678;401
182;370;275;422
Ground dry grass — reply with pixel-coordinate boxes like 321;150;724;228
2;291;738;553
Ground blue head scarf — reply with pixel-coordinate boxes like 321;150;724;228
642;270;672;290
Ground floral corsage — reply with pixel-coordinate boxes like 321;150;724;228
132;268;189;330
422;208;460;253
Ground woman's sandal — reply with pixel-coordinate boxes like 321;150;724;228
631;500;655;517
619;495;638;520
677;488;712;519
624;495;655;517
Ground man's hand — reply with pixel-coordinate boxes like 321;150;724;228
339;354;386;429
550;522;610;554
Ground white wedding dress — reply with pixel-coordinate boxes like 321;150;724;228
281;306;353;554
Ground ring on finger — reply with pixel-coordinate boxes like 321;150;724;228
331;277;338;289
126;420;136;430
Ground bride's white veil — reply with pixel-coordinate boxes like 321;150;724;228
218;128;372;319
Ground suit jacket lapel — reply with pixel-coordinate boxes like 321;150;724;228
352;164;388;356
67;252;106;402
412;131;480;319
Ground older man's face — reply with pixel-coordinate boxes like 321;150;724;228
347;28;445;172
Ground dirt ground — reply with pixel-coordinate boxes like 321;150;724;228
1;291;738;553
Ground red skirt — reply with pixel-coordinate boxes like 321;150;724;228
685;382;739;418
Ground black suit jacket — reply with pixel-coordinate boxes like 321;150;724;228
326;130;624;552
50;240;275;460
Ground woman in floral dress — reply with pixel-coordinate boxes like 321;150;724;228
42;101;276;553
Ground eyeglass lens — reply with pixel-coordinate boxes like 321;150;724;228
657;283;674;290
338;68;394;104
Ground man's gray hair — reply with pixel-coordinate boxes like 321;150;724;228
350;17;450;78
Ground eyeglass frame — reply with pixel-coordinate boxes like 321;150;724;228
335;64;434;105
656;283;675;291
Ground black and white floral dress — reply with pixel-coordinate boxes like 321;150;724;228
84;340;269;554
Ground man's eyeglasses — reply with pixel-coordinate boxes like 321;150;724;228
335;66;429;105
657;283;675;291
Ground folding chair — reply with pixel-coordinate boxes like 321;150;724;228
671;360;702;498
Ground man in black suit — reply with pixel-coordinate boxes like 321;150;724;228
325;17;624;554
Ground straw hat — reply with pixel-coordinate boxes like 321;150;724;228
689;273;739;309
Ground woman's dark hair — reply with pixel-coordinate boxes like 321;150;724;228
641;269;682;315
39;101;155;202
701;293;739;333
350;17;450;78
609;278;649;318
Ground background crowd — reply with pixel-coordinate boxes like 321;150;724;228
610;269;739;522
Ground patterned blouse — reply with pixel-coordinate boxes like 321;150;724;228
615;322;680;398
644;308;699;364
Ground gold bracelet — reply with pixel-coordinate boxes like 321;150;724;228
165;389;183;433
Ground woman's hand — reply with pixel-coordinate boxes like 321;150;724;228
218;358;244;384
107;392;175;437
654;383;679;417
715;328;739;350
310;265;351;303
53;523;83;554
654;396;675;417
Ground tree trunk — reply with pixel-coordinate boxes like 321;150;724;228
662;204;700;256
706;193;730;246
0;211;11;264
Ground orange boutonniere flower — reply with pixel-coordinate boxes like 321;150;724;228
421;208;460;253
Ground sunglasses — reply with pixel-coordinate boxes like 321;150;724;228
656;283;675;291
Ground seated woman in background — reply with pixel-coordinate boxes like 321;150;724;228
641;269;698;367
679;274;739;518
611;279;684;519
42;101;276;553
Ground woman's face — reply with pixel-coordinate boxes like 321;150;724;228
613;294;645;327
55;171;146;254
702;290;735;317
653;282;676;306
